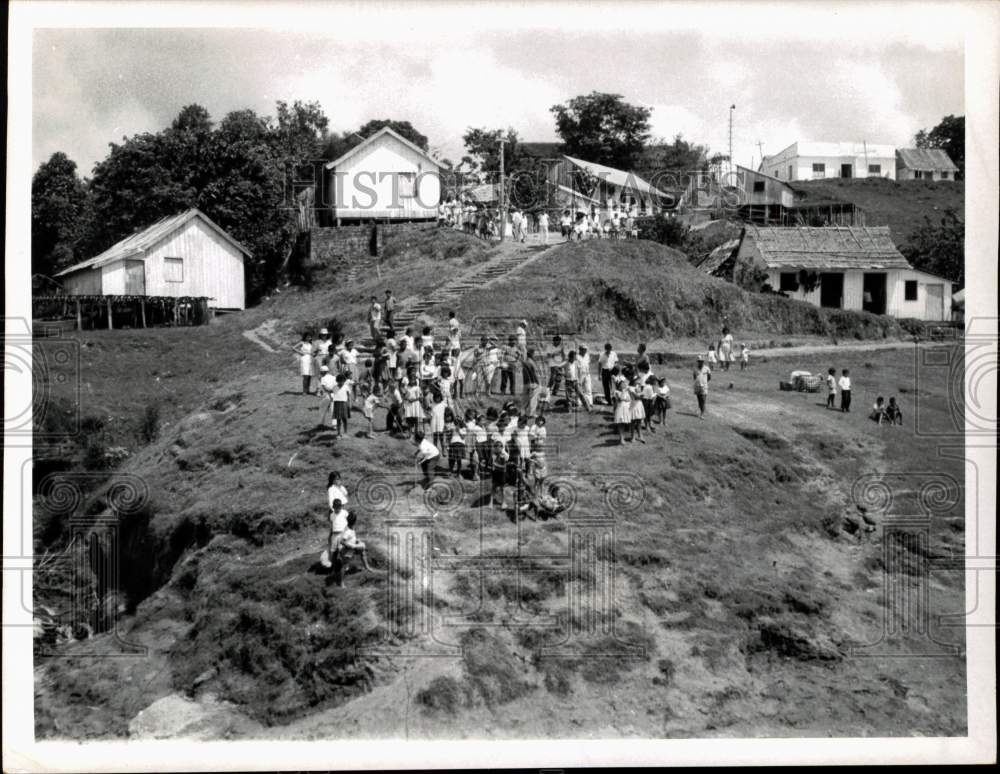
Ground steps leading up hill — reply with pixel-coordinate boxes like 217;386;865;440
365;234;564;345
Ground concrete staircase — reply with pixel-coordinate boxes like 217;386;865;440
380;235;564;338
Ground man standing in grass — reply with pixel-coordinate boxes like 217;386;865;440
546;335;567;407
522;348;543;417
693;356;711;419
598;342;618;407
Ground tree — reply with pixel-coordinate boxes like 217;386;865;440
915;114;964;179
357;119;429;151
550;92;652;170
78;103;320;301
31;152;87;277
901;209;964;286
461;127;521;176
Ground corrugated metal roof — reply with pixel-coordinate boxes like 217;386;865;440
563;155;670;198
55;208;250;277
698;238;741;274
896;147;959;172
747;225;912;270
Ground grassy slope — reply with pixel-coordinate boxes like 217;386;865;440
792;178;964;247
34;232;966;739
437;239;912;342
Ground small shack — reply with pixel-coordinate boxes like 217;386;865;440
55;208;249;311
895;148;959;181
737;225;953;321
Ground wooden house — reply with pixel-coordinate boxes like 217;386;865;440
895;148;959;181
546;155;671;216
737;225;952;321
322;126;444;223
55;208;248;310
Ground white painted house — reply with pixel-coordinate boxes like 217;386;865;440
760;141;897;181
737;225;952;321
55;208;248;310
323;126;443;222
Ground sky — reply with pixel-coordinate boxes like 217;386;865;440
31;3;966;177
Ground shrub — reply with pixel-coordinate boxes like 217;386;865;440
416;675;466;714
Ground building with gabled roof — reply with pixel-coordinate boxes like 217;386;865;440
895;148;959;181
55;208;249;310
736;225;951;320
322;125;444;223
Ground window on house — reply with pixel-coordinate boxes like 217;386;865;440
772;169;781;179
164;257;184;282
940;171;949;179
811;163;826;179
753;181;766;193
398;172;416;198
779;272;798;292
867;164;881;176
788;164;793;180
904;280;918;301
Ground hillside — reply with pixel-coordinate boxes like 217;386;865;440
33;231;966;740
418;238;918;343
792;178;964;248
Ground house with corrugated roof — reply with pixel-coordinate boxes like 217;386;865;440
546;155;673;216
895;148;959;181
735;225;952;320
55;208;249;310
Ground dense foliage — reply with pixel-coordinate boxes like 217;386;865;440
32;103;435;302
915;114;964;179
550;92;652;170
901;209;964;286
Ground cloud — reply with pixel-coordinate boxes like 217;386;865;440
31;23;963;175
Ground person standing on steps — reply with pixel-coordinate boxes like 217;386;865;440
384;289;396;332
367;296;382;343
693;356;711;419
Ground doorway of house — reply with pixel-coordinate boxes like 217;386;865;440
863;272;887;314
840;164;853;178
925;283;944;321
820;272;844;308
124;260;146;295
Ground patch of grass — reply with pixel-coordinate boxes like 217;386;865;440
415;675;467;715
460;627;534;708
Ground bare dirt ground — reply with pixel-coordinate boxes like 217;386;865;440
35;338;967;739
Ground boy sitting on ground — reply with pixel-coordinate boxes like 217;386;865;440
886;396;903;425
870;396;888;425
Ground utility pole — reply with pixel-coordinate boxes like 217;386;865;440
498;136;508;243
756;140;764;169
728;104;736;178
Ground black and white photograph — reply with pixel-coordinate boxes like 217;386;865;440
4;0;996;769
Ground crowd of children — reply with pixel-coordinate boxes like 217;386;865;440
436;193;652;245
